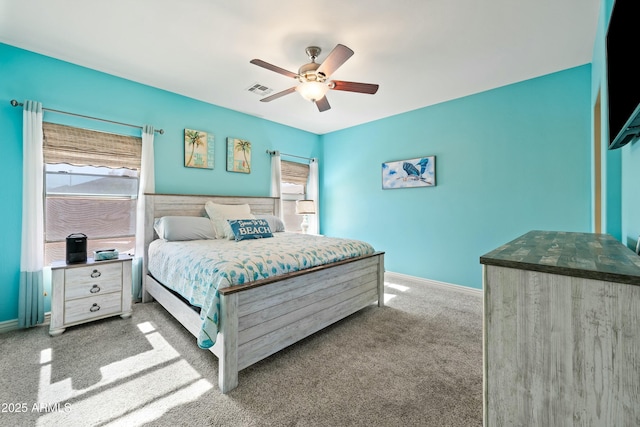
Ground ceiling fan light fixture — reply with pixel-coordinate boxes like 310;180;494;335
250;44;378;112
296;81;329;102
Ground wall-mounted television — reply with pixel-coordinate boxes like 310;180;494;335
607;0;640;150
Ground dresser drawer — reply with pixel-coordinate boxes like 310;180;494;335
64;292;122;324
65;262;123;300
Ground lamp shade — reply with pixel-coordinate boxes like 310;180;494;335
295;199;316;215
295;82;329;102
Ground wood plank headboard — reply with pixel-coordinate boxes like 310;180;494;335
142;193;280;280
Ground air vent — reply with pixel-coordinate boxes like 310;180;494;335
246;83;273;96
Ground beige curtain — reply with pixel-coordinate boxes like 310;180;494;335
19;100;45;328
133;125;155;300
270;151;283;219
307;159;319;235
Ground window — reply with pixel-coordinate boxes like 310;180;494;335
280;160;309;232
43;123;141;264
44;165;138;264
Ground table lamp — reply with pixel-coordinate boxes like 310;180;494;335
295;200;316;234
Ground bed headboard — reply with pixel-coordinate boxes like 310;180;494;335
144;193;279;218
142;193;280;283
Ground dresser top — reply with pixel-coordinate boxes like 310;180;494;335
480;230;640;285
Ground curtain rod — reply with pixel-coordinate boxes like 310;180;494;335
10;100;164;134
266;149;314;161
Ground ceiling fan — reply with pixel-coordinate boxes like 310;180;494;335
250;44;379;112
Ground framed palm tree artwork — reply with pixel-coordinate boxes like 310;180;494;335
184;129;214;169
382;155;436;189
226;137;252;173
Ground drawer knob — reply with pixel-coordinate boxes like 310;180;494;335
90;284;101;294
90;269;101;278
89;303;101;312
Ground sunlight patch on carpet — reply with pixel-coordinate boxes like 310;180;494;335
385;282;410;292
36;322;213;426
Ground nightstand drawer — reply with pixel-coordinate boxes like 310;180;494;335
64;292;122;324
65;262;122;300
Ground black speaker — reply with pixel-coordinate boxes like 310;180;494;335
66;233;87;264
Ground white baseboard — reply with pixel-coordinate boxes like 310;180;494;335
0;313;51;334
384;271;483;296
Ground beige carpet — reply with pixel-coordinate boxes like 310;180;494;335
0;276;483;427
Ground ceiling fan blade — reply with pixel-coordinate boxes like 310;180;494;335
330;80;379;94
260;87;297;102
315;96;331;112
316;44;354;77
250;59;298;79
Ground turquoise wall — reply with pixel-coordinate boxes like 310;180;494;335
321;66;592;289
622;140;640;250
4;9;629;319
0;43;320;323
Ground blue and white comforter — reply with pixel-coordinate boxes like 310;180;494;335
147;232;376;348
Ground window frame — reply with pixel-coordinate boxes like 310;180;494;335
42;122;142;264
280;160;310;233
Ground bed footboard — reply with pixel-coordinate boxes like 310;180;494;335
145;252;384;393
231;253;384;372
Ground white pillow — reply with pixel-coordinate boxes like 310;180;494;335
255;214;286;232
204;201;255;239
154;216;216;241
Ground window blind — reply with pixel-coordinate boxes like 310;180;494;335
43;122;142;170
281;160;309;185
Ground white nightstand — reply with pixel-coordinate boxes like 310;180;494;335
49;255;133;336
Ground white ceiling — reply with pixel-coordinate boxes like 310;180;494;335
0;0;600;135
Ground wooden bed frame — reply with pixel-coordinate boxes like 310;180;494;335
142;193;385;393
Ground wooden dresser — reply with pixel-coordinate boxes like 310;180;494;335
49;255;133;336
480;231;640;426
